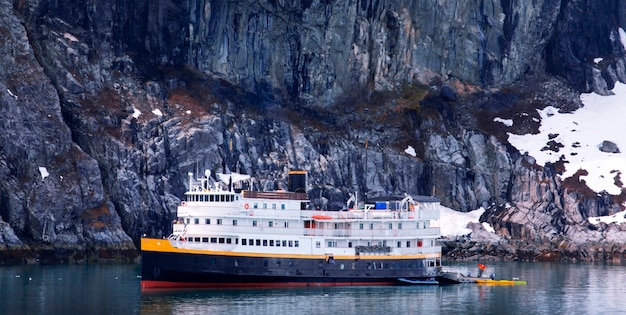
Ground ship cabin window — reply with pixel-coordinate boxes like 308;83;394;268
269;221;273;227
253;220;257;227
316;241;321;248
263;203;267;209
397;241;401;248
219;238;225;244
217;219;222;225
253;203;258;209
388;223;392;230
248;238;253;245
348;241;352;248
334;223;338;229
328;241;337;248
284;222;289;228
226;238;232;244
270;240;274;246
205;219;211;224
242;239;247;245
282;240;287;247
281;204;285;210
209;195;214;202
359;223;363;230
288;241;293;247
276;240;281;247
406;241;410;247
369;223;374;230
202;237;208;243
272;203;276;209
263;240;268;246
194;237;200;242
210;237;217;243
186;218;190;224
194;218;199;224
398;223;402;229
294;241;299;247
233;220;237;226
256;239;261;246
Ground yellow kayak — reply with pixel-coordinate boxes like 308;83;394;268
475;279;528;286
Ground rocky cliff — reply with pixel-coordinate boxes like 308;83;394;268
1;0;626;263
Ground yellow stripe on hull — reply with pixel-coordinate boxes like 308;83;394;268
141;238;440;260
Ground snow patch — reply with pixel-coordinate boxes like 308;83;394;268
404;145;416;157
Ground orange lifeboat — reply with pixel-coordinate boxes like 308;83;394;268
311;215;333;220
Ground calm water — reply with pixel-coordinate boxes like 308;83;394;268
0;262;625;314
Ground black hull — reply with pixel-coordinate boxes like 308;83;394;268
141;250;441;289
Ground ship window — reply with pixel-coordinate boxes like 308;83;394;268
194;237;200;242
233;220;237;226
248;239;253;245
219;238;225;244
417;223;420;229
202;237;209;243
210;237;217;243
397;241;401;248
186;218;190;224
269;221;273;227
272;203;276;209
256;239;261;246
220;195;224;202
253;203;258;209
236;238;238;244
194;218;199;224
334;223;338;229
263;240;268;246
315;241;320;248
217;219;222;225
294;241;299;247
276;240;281;247
388;223;392;229
328;241;337;247
281;204;285;210
288;241;293;247
263;203;267;209
253;221;257;227
282;240;287;247
209;195;214;202
269;240;274;246
369;223;373;230
359;223;363;230
242;239;247;245
284;222;289;228
205;219;210;224
406;241;410;247
348;241;352;248
226;238;232;244
398;223;402;229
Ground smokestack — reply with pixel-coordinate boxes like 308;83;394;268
288;170;307;193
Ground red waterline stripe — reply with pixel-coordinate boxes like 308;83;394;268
141;280;398;290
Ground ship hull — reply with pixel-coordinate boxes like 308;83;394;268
141;239;441;289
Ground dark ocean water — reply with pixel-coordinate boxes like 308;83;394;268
1;261;625;314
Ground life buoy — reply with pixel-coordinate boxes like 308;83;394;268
181;201;186;206
244;203;249;209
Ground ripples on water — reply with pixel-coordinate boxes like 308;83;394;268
1;262;625;314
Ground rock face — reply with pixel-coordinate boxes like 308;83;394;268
1;0;626;263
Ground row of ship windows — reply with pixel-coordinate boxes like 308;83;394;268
183;237;429;249
183;237;299;248
187;194;238;202
183;218;427;229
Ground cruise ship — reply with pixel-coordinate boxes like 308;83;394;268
140;170;442;289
